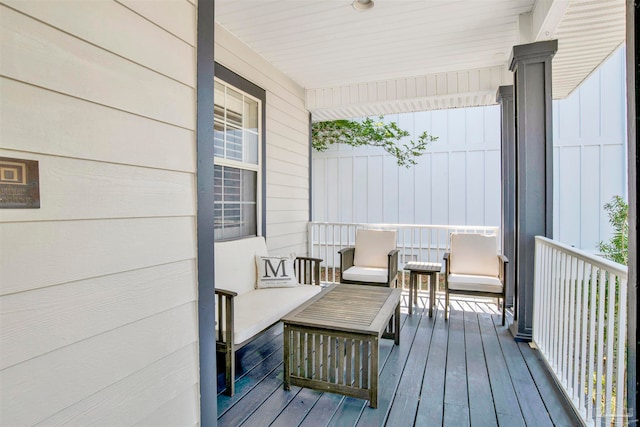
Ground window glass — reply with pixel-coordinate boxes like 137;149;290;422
213;79;261;240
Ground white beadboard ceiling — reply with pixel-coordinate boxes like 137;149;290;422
215;0;625;121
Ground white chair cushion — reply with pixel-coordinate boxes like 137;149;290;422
353;229;396;268
341;266;388;283
230;285;322;344
450;233;499;277
447;274;503;294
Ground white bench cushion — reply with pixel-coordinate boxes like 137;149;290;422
341;266;388;284
353;229;396;268
232;285;322;344
215;236;268;296
447;274;503;294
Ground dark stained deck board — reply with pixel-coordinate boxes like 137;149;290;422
443;308;469;419
240;385;303;427
355;305;427;426
414;301;449;426
492;315;555;427
385;304;435;425
477;313;526;425
326;397;365;427
464;310;499;426
216;338;284;415
217;364;284;426
270;388;324;427
216;294;581;427
517;342;579;427
298;393;345;427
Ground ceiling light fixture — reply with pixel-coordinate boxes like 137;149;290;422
352;0;374;11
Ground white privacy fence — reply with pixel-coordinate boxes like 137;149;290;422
533;236;628;426
308;221;498;285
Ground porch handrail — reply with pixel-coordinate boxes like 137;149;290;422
533;236;628;426
308;221;499;284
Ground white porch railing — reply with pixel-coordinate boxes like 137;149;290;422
533;236;628;426
308;221;499;285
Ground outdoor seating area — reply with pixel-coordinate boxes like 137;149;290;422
216;292;580;426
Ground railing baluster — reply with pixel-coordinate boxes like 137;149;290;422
616;275;627;423
561;251;571;387
578;258;588;417
595;268;606;422
552;247;561;371
567;254;577;396
605;270;615;419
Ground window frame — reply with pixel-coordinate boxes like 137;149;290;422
213;63;267;240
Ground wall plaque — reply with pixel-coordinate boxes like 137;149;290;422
0;157;40;209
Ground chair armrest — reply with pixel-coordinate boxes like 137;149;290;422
295;256;323;286
215;288;235;345
387;249;399;285
338;247;355;256
498;254;508;282
443;252;451;274
215;288;238;298
339;247;355;282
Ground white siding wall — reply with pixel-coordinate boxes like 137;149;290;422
0;1;200;425
215;24;310;256
313;47;627;252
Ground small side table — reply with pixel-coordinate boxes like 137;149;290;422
404;261;442;317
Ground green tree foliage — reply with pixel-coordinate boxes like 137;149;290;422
312;116;438;167
597;195;629;265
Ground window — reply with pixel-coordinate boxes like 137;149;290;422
213;77;262;240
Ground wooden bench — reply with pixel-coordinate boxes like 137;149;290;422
214;236;322;396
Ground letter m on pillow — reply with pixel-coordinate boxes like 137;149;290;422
263;258;287;279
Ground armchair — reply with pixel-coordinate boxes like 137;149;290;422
339;229;399;287
443;233;507;325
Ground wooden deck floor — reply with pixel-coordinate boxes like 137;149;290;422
216;292;580;427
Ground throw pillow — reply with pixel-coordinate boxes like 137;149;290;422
255;255;299;288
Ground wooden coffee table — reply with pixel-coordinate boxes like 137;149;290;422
404;261;442;317
281;284;401;408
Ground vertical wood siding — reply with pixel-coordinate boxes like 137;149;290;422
313;47;627;252
553;47;628;250
215;24;310;256
313;107;502;228
0;1;199;425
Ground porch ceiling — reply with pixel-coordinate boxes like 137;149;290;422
215;0;625;121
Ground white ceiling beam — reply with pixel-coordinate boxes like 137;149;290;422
306;66;513;120
517;12;534;44
531;0;571;40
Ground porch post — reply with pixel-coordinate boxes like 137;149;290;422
626;0;639;422
508;40;557;341
196;0;217;424
496;85;516;310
